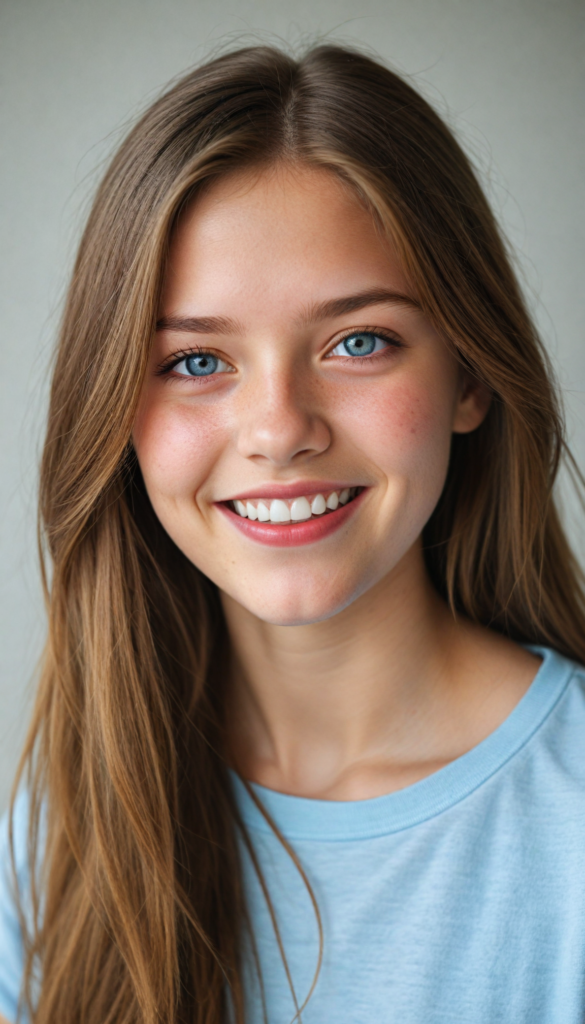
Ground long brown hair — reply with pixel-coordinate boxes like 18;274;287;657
11;43;585;1023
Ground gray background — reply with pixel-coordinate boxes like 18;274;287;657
0;0;583;813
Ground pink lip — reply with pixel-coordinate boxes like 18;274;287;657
216;488;367;547
221;481;360;502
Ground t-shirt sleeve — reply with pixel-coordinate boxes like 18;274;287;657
0;792;29;1023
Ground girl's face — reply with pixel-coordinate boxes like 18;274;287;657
133;164;488;625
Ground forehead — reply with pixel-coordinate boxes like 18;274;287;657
161;164;412;318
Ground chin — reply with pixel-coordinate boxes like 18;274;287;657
247;604;344;627
228;573;366;627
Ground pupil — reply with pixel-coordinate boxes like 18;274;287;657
186;354;217;376
344;333;375;356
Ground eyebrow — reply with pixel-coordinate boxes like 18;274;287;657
156;289;421;335
156;314;240;334
297;289;421;325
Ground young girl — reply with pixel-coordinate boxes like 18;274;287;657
1;43;585;1024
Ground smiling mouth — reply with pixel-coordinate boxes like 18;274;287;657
227;487;363;524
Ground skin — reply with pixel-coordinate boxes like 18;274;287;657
133;163;539;801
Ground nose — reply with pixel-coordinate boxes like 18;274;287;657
235;362;331;467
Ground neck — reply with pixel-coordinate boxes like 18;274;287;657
221;542;537;800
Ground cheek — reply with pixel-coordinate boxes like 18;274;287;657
338;374;454;479
133;396;224;499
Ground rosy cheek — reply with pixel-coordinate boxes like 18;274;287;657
337;376;452;470
134;396;225;498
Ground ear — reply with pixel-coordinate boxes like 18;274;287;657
452;370;492;434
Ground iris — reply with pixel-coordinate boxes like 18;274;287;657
185;354;218;376
343;333;377;356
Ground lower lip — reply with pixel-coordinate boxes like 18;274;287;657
216;489;367;547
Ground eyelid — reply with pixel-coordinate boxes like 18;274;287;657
324;326;404;359
155;344;235;376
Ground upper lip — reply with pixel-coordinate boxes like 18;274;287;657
218;481;365;502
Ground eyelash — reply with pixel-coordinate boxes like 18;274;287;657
156;328;403;380
325;328;403;362
155;346;232;380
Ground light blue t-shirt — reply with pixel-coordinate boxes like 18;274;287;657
2;646;585;1022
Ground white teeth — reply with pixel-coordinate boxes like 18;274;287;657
270;499;291;523
290;496;312;521
232;488;359;521
311;493;326;515
257;501;270;522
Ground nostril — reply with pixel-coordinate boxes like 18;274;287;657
237;417;331;466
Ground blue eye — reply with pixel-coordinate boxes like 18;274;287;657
331;333;390;358
185;354;217;376
173;353;232;377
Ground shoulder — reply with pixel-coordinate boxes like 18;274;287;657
535;648;585;767
492;645;585;816
0;790;32;878
0;790;32;1024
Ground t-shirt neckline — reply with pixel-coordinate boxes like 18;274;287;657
231;646;575;842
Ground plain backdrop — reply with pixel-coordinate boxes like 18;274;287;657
0;0;583;813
